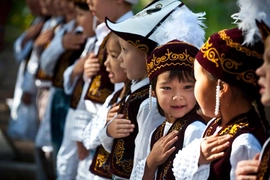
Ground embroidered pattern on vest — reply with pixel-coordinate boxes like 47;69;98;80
110;86;149;178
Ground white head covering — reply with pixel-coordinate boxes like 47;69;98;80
231;0;270;44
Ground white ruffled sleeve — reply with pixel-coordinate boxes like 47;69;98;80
82;94;113;150
172;138;210;180
130;159;147;180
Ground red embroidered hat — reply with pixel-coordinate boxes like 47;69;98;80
147;39;199;81
196;27;264;93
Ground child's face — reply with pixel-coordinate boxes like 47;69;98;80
39;0;52;15
76;7;93;36
118;37;148;81
256;36;270;106
104;35;128;84
87;0;118;22
26;0;42;16
194;59;217;117
60;0;75;17
155;71;196;121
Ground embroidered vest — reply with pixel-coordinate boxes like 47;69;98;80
109;84;149;178
257;137;270;180
52;37;86;88
70;75;84;109
89;89;123;178
84;34;114;104
204;108;267;180
150;107;204;180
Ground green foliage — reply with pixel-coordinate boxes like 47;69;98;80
8;1;34;31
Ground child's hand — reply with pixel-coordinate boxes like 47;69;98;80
73;55;87;76
84;52;100;79
62;32;85;50
143;130;178;180
147;130;179;167
34;29;54;47
76;141;89;160
107;114;134;138
106;104;119;123
235;153;260;180
24;21;44;41
199;134;231;164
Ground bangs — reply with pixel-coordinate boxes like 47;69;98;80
167;70;195;83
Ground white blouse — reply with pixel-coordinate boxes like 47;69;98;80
130;120;206;179
172;118;262;180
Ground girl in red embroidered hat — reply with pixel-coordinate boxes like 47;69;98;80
130;40;207;180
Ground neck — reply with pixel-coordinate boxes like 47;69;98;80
110;6;130;22
219;99;252;126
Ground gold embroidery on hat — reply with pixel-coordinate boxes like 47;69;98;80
147;48;194;77
200;39;220;67
127;40;149;54
219;30;263;59
200;34;259;86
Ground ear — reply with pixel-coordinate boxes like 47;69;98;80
256;20;270;41
219;80;228;97
151;90;156;97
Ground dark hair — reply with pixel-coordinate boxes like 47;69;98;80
151;70;195;117
75;3;89;11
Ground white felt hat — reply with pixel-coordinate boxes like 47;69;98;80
106;0;206;54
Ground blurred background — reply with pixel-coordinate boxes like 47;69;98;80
0;0;241;179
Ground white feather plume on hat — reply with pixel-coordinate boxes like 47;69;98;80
154;5;206;49
231;0;270;45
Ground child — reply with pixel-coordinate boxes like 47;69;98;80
70;0;138;179
131;40;206;179
82;32;131;180
100;1;206;179
56;0;96;179
102;1;206;179
172;19;270;180
8;0;46;141
235;17;270;180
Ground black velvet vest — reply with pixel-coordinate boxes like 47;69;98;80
150;107;204;180
84;34;114;104
203;108;267;180
109;84;149;178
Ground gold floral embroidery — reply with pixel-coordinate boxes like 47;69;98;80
257;150;270;179
127;40;149;54
87;75;112;103
114;139;133;173
200;30;262;86
219;118;249;136
219;30;262;59
147;48;194;77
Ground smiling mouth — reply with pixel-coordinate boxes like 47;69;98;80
171;105;185;108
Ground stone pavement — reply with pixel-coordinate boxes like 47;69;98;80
0;29;36;180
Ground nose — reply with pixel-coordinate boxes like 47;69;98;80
172;95;183;101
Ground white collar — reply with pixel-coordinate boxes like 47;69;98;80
130;78;149;93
